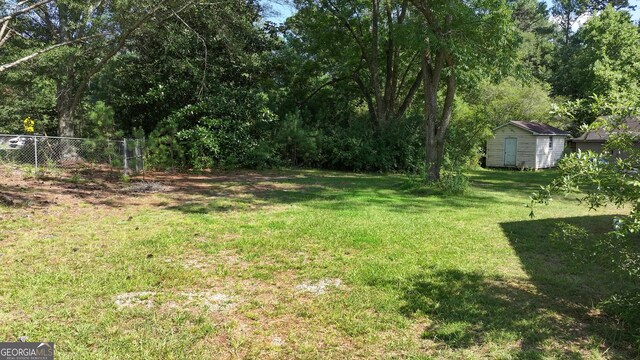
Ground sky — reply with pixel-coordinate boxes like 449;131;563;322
262;0;640;24
261;1;295;23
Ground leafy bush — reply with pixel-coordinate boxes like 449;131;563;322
146;90;279;170
315;114;424;173
275;111;318;166
436;170;470;195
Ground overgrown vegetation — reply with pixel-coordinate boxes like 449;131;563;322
2;1;637;177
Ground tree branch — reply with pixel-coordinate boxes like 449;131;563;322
69;0;198;114
0;35;99;72
396;69;423;119
171;9;208;98
0;0;53;25
353;73;377;124
323;0;370;64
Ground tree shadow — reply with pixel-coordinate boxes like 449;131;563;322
501;216;640;308
395;269;593;358
370;215;639;358
468;168;559;193
162;170;509;215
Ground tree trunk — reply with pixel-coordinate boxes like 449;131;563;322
56;84;76;137
56;81;81;162
425;115;443;182
421;49;455;183
422;52;440;182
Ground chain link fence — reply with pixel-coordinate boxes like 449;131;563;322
0;134;144;174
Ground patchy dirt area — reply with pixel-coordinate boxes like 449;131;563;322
114;291;156;309
114;290;237;312
0;164;314;214
179;291;237;311
296;278;344;295
0;165;146;209
162;250;249;271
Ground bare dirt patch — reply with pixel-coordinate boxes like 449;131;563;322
114;291;156;309
119;182;170;194
162;250;249;272
115;290;237;312
179;291;237;311
295;278;343;295
0;165;315;218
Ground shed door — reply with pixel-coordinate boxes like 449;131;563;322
504;138;517;166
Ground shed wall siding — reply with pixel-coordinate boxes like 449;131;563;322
535;136;566;168
487;125;537;168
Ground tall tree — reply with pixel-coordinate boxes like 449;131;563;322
508;0;558;82
569;6;640;101
550;6;640;130
551;0;630;46
2;0;199;137
290;0;424;128
410;0;519;181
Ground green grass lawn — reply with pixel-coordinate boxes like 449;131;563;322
0;168;638;359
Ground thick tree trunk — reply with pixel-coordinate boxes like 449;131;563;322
421;49;455;183
424;114;443;182
56;83;76;137
56;81;81;162
422;52;440;182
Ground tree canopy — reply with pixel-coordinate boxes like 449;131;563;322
0;0;638;179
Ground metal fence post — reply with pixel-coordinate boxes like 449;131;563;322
141;137;146;181
34;136;38;172
123;139;128;173
135;138;140;173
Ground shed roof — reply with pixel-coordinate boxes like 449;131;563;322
494;121;571;136
573;116;640;142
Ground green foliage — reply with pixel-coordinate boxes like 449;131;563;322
509;0;558;82
531;89;639;235
571;6;640;99
147;90;279;170
275;112;318;166
473;77;555;127
83;101;122;139
0;70;57;134
443;100;486;169
551;6;640;101
309;112;426;173
436;170;470;195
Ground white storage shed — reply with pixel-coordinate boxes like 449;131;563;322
486;121;571;169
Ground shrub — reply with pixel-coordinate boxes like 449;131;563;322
146;90;279;170
436;170;470;195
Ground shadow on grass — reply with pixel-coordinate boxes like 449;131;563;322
164;171;512;215
375;215;639;358
398;269;593;359
1;166;542;213
467;168;558;193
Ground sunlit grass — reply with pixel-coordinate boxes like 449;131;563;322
0;168;637;359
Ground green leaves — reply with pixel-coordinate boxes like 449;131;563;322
553;6;640;103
